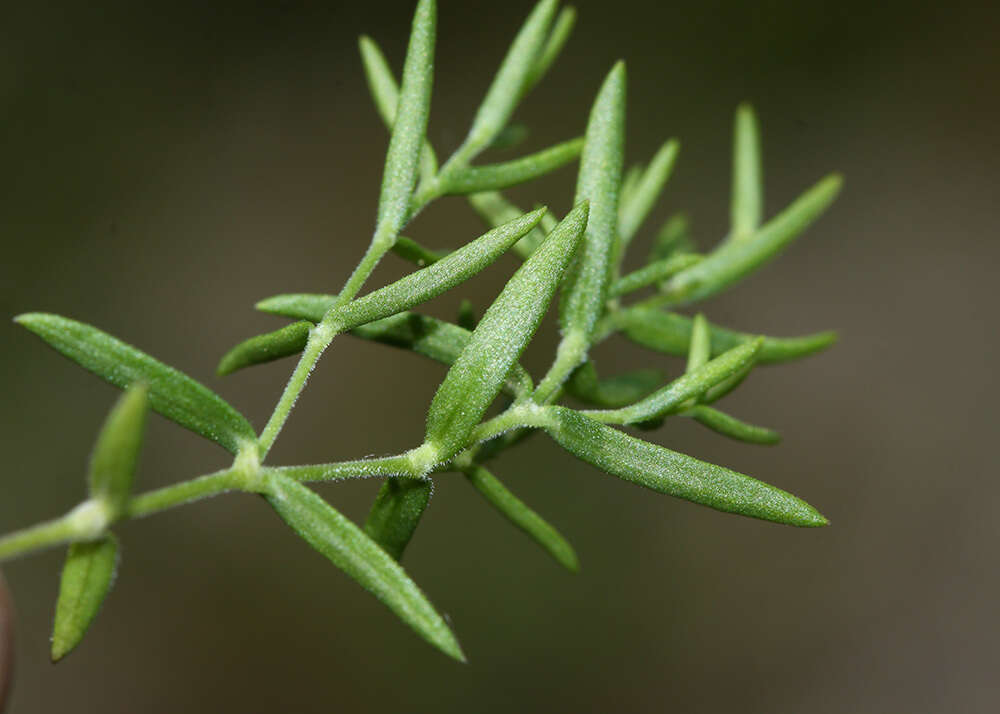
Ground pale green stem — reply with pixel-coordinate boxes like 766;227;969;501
533;330;589;404
125;468;246;519
257;226;398;459
0;515;81;562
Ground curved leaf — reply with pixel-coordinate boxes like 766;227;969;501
688;405;780;445
437;138;583;196
16;314;255;454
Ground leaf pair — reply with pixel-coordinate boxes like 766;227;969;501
52;384;150;662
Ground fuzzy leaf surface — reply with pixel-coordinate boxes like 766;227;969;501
265;474;464;661
544;408;826;527
16;314;255;454
425;202;589;460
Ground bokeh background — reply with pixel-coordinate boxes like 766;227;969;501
2;0;997;711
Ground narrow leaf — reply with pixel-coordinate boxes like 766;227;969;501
467;192;546;259
364;478;433;560
437;138;583;196
462;0;558;151
583;338;761;424
522;5;576;93
609;253;701;297
265;474;464;661
16;314;256;454
358;35;438;182
731;102;763;240
88;384;148;515
615;307;837;363
663;174;842;303
560;62;626;341
463;464;579;572
545;408;826;526
566;361;664;408
253;303;534;398
686;313;711;373
374;0;436;240
217;321;312;376
425;201;589;460
688;405;780;445
618;139;680;246
330;209;544;331
619;164;643;209
51;535;119;661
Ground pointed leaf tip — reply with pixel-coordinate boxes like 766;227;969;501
265;475;464;661
51;535;119;662
15;313;255;454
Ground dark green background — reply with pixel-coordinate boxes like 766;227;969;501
2;0;997;711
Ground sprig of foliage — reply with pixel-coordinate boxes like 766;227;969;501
0;0;842;676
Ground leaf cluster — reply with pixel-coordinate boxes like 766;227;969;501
0;0;841;668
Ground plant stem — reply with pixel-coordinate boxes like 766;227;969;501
124;468;245;519
0;515;80;562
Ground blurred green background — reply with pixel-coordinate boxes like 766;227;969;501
2;0;997;711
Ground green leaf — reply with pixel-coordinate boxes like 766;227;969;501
619;164;643;208
583;338;761;424
16;314;256;454
253;302;534;398
467;192;547;259
560;61;626;341
686;313;711;373
265;474;464;661
436;138;583;196
649;213;696;264
328;209;545;331
373;0;436;241
688;405;780;445
392;236;445;266
462;464;578;572
358;35;438;182
662;173;842;303
614;307;837;363
608;252;701;297
364;478;433;560
217;321;312;376
731;102;763;240
565;361;664;408
88;384;148;516
618;139;679;246
424;201;589;461
51;535;119;661
461;0;558;152
544;407;826;527
522;5;576;93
